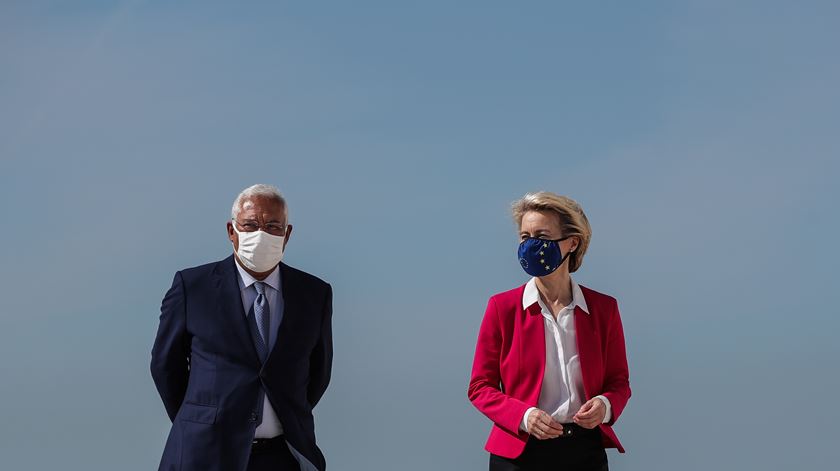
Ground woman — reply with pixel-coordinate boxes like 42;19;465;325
468;192;631;471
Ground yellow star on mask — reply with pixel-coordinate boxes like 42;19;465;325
539;251;544;255
540;259;545;263
543;243;548;248
544;265;551;270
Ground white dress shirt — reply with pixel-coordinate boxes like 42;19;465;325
520;277;612;432
235;262;285;438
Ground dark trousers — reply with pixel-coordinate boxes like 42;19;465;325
489;427;608;471
246;435;300;471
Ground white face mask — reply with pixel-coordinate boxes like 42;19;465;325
231;223;286;273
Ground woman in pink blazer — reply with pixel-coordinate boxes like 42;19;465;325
468;192;631;471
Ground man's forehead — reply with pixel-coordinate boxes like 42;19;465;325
239;197;286;216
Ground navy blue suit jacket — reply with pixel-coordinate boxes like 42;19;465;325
151;256;333;471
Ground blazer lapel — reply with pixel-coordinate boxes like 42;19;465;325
521;298;546;405
573;304;600;399
214;256;261;367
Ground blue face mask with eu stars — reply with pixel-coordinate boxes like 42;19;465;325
518;237;571;277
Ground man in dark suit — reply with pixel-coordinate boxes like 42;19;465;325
151;184;333;471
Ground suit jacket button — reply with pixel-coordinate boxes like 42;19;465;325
249;412;258;422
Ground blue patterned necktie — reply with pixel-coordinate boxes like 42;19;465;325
250;281;270;362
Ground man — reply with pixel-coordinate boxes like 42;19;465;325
151;184;333;471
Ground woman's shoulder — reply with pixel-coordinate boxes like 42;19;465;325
486;284;527;310
578;284;620;313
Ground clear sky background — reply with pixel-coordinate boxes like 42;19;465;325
1;1;838;470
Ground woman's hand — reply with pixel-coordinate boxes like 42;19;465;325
573;397;606;429
526;408;564;439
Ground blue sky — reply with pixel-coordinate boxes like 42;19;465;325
1;1;838;470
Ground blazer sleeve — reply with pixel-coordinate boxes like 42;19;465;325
468;297;530;437
600;298;631;426
150;271;191;422
307;283;333;408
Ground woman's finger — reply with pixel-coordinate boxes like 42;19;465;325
541;417;564;432
536;423;561;438
535;422;554;435
577;409;595;419
578;403;601;418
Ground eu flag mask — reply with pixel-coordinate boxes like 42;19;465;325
517;237;572;277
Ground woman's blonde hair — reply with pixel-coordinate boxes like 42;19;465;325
511;192;592;273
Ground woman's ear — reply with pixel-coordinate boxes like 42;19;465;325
569;236;580;253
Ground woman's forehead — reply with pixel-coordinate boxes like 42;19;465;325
520;210;560;231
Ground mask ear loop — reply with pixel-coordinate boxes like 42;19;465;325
554;236;574;268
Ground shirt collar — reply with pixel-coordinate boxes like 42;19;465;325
235;260;281;293
522;277;589;314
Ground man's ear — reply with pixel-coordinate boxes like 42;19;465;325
227;221;236;244
282;225;293;250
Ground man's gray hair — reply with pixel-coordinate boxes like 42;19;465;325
231;184;287;220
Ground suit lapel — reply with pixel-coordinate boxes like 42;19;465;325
264;263;299;368
214;256;261;367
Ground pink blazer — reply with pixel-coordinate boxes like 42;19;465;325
468;283;631;458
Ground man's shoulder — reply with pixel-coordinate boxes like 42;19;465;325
281;262;330;290
177;257;230;278
180;257;231;275
172;258;331;294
